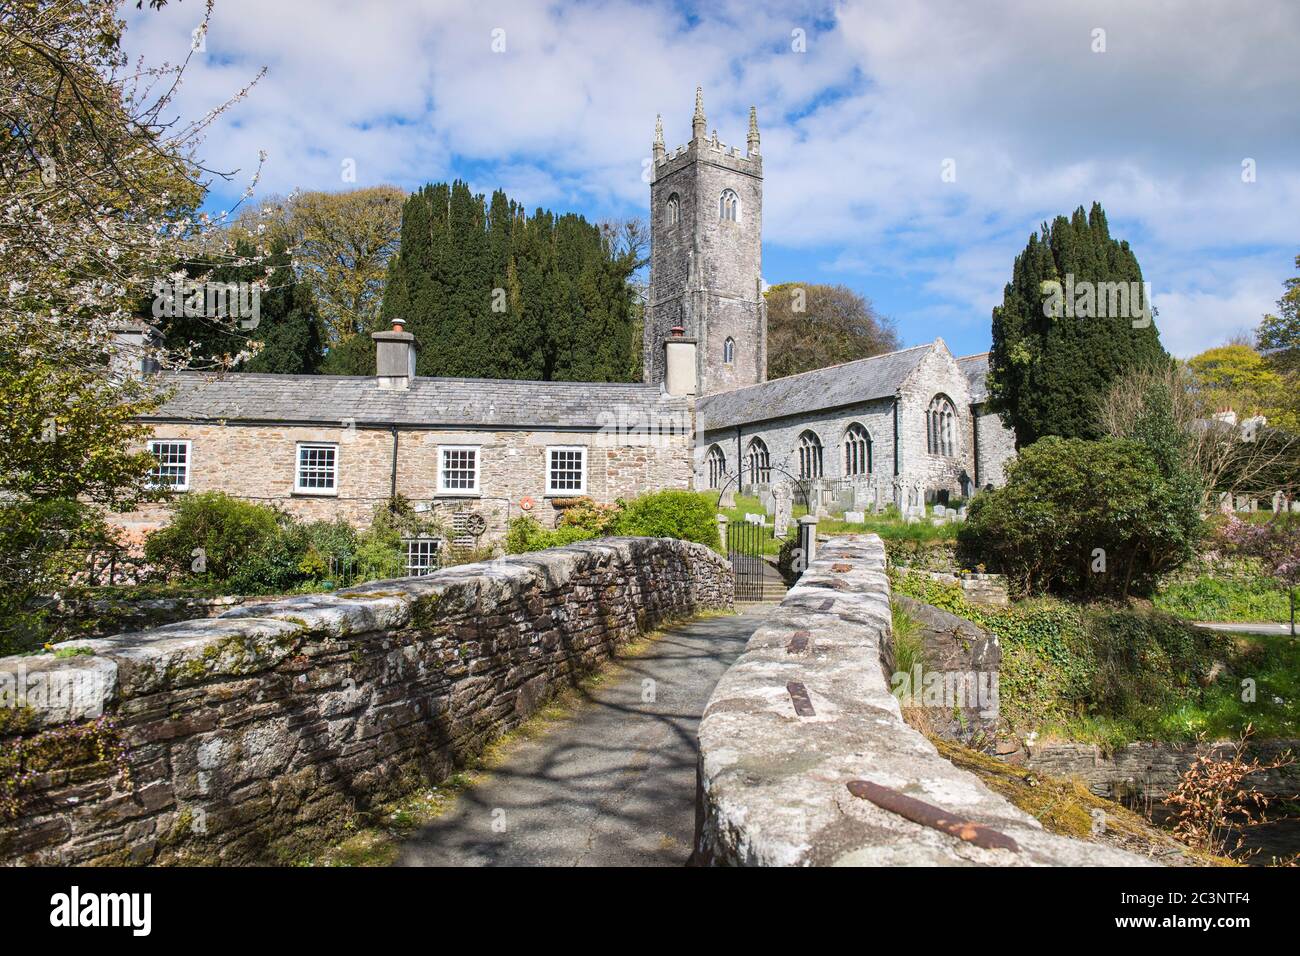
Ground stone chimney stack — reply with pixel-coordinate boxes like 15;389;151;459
664;324;697;397
372;319;418;390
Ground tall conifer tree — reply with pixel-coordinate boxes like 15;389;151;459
368;182;637;381
988;203;1168;445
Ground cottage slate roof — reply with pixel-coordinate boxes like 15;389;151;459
697;344;933;431
144;371;688;431
958;352;991;403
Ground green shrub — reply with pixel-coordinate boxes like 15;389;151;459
959;436;1201;598
504;516;599;554
144;492;283;583
611;489;719;549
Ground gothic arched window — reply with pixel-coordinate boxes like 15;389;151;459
665;193;679;226
706;444;728;490
798;430;823;481
744;437;771;485
926;395;957;457
844;423;872;477
723;336;735;364
719;189;739;222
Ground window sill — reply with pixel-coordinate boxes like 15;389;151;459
435;491;482;498
292;489;339;497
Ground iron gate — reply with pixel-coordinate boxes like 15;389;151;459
727;519;768;602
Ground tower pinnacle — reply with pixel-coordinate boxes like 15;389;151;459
747;106;760;155
653;113;664;162
692;86;706;141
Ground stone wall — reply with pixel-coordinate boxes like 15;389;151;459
699;395;895;493
0;537;732;865
972;403;1016;488
112;422;694;546
1020;740;1300;801
693;533;1152;866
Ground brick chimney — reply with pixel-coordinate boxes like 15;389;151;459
372;319;418;390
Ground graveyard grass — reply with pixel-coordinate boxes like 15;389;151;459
720;494;957;557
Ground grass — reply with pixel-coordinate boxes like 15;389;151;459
718;494;957;557
1154;574;1294;624
1042;632;1300;746
890;600;924;676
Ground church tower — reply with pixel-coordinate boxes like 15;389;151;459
644;89;766;395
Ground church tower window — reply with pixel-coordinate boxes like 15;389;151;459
798;431;823;480
719;189;739;222
665;193;679;226
723;336;735;364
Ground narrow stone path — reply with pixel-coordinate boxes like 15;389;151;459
397;606;770;867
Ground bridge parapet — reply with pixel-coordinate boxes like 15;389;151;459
694;533;1154;866
0;537;732;865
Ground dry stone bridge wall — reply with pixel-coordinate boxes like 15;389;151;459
0;537;732;865
694;533;1154;866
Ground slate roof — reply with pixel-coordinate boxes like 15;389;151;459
958;352;991;403
144;371;688;431
697;344;933;431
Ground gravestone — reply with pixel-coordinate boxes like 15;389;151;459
773;485;792;538
845;510;865;524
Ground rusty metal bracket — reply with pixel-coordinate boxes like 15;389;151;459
845;779;1020;853
786;681;816;717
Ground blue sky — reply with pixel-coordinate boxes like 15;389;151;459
124;0;1300;359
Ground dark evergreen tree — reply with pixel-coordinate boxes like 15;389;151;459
155;239;324;373
368;181;638;381
988;203;1168;445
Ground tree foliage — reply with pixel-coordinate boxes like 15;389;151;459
1256;253;1300;377
154;238;325;373
227;186;404;369
764;282;899;379
1187;344;1298;433
959;437;1200;598
346;181;639;381
988;203;1168;444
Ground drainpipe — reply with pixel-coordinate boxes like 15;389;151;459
389;426;399;501
736;426;743;487
892;396;900;476
972;409;981;488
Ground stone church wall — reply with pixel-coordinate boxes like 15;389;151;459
0;537;733;865
894;343;975;500
699;397;895;492
972;404;1016;488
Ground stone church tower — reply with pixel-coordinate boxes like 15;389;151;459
644;89;766;395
